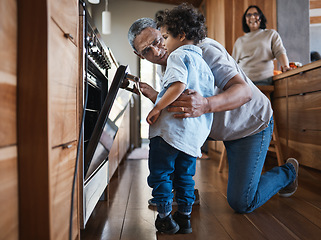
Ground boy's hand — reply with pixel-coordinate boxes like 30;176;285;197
146;108;161;125
139;82;158;103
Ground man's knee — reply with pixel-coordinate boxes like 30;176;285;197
227;196;252;214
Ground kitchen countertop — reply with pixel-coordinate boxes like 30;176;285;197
273;60;321;81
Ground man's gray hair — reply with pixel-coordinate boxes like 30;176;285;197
128;18;157;52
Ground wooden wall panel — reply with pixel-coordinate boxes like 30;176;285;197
206;0;225;46
205;0;277;54
310;0;321;24
224;0;234;51
310;0;321;9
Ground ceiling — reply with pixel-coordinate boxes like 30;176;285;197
139;0;203;8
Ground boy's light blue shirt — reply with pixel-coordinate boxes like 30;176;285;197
149;45;214;157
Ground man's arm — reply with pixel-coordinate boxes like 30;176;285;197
168;74;252;118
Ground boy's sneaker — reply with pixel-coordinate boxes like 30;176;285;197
278;158;299;197
148;189;200;206
173;211;192;234
155;214;179;234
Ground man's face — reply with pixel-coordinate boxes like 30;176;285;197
133;27;168;66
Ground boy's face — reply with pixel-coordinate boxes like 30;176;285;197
160;26;184;55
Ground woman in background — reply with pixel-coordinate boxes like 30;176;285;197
232;5;291;85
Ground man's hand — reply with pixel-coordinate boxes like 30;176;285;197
139;82;158;103
168;89;209;118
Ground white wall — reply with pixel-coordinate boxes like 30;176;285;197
89;0;175;77
277;0;310;65
310;24;321;58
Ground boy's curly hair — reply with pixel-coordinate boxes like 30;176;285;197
158;3;207;44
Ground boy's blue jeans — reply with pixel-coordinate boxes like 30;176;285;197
147;136;196;214
224;116;296;213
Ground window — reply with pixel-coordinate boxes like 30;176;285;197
139;59;160;140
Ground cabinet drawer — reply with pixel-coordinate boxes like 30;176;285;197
287;129;321;171
50;0;78;46
287;67;321;96
274;67;321;98
288;91;321;131
50;143;78;240
49;20;78;147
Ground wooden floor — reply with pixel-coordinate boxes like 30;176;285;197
81;155;321;240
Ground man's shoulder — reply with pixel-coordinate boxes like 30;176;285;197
197;38;228;60
198;37;218;47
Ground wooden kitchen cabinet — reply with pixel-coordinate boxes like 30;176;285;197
0;0;19;239
108;105;131;181
49;19;78;147
49;0;79;46
17;0;79;239
273;60;321;170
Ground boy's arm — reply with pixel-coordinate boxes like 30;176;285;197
139;82;158;103
155;82;186;111
146;81;186;125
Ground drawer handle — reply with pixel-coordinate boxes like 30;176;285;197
299;92;306;96
62;143;73;149
64;33;74;41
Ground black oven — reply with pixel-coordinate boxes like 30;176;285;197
83;10;111;178
79;1;137;228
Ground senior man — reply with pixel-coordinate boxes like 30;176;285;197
127;17;298;213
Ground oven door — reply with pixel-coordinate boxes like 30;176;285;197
84;65;131;181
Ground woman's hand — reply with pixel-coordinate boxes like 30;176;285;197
167;89;209;118
139;82;158;103
281;65;292;72
146;107;161;125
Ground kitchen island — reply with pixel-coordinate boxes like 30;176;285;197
273;60;321;170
